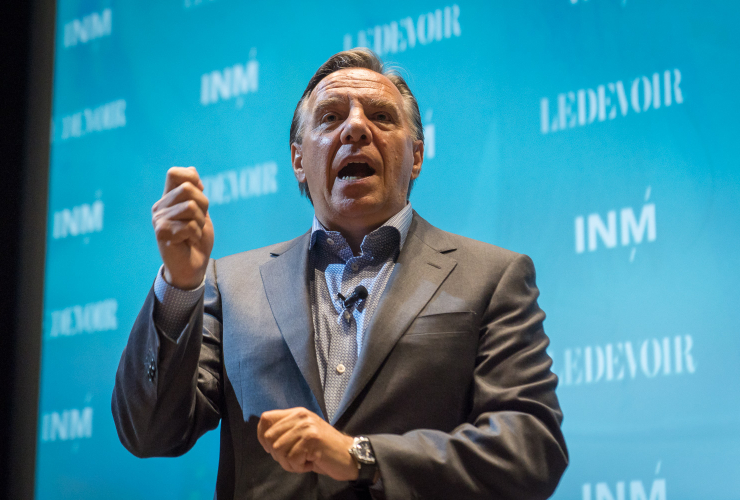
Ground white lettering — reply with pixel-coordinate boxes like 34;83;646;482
564;347;583;385
64;9;112;48
620;204;656;246
202;162;279;205
576;197;657;256
583;479;666;500
597;481;625;500
575;216;585;253
557;335;696;386
201;57;259;106
42;407;93;442
344;5;460;56
52;200;104;239
60;100;126;140
50;299;118;338
541;69;683;134
588;211;617;251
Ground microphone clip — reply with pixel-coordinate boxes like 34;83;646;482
337;285;368;310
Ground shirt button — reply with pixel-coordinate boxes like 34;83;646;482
351;263;359;272
326;238;334;246
336;363;346;374
343;310;351;320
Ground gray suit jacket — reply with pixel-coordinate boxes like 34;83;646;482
112;212;568;500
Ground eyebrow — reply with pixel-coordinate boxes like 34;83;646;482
365;97;398;111
313;96;348;114
312;96;399;115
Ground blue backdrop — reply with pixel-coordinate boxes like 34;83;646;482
37;1;740;499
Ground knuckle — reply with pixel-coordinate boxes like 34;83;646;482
154;221;169;238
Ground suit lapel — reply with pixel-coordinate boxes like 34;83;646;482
331;215;458;424
260;233;327;419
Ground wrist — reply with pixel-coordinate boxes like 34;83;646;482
163;266;204;290
347;436;377;486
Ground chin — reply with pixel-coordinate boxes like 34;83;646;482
332;196;385;218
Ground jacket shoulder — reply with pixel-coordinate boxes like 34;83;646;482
412;212;522;266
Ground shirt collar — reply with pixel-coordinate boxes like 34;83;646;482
309;202;414;252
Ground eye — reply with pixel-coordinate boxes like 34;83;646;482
375;112;390;121
322;113;338;123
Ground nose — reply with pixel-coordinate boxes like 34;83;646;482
341;107;372;145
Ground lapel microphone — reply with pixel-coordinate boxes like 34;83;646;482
337;285;368;309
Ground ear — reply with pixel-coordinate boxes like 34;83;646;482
291;143;306;184
410;140;424;180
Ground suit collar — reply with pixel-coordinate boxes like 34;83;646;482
260;213;458;424
330;212;458;424
260;231;327;419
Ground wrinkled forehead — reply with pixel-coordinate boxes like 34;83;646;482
307;68;405;112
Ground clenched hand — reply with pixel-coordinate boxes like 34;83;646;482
152;166;214;290
257;408;359;481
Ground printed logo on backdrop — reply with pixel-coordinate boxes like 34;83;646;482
556;187;697;387
582;462;666;500
52;194;104;243
49;299;118;339
540;70;683;134
59;99;126;141
575;186;655;262
555;334;696;387
200;48;259;108
63;9;112;48
198;161;278;206
40;396;95;452
343;5;461;56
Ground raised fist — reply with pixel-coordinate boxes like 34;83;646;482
152;166;214;289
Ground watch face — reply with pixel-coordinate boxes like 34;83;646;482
355;442;374;462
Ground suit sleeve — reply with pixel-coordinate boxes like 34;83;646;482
111;258;223;458
368;254;568;500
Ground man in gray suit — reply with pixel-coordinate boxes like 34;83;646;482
112;49;568;499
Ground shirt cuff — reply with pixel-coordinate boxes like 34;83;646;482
153;265;205;341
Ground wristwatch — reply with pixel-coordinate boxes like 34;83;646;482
348;436;377;486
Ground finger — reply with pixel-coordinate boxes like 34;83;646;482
284;435;317;472
158;182;210;214
262;410;313;446
164;166;202;196
270;447;310;474
273;433;314;474
258;410;289;451
154;219;203;245
271;422;308;454
162;200;206;228
189;166;205;191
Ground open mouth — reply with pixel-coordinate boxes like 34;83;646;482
338;162;376;181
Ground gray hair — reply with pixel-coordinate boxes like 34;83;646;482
289;48;424;201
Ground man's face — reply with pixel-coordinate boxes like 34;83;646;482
291;68;423;231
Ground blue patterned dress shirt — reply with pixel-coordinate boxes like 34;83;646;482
153;203;413;421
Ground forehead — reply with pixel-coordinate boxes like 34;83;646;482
309;68;404;108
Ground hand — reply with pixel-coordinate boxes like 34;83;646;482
257;407;358;481
152;166;214;289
